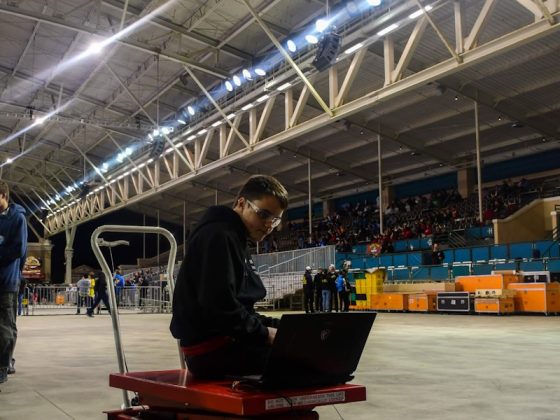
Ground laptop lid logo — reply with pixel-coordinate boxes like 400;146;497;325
320;329;331;341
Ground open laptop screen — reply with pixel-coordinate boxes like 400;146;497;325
257;312;376;389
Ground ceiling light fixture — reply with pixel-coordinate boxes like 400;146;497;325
277;82;292;91
344;42;363;54
242;69;252;80
287;39;297;52
409;5;433;19
305;34;319;44
377;23;399;36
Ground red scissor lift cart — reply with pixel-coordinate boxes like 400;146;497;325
92;225;367;419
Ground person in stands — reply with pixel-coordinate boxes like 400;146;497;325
170;175;288;379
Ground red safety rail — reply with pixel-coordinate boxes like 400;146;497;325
109;369;366;418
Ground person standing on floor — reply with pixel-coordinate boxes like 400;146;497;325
302;266;315;314
87;272;111;317
0;180;28;383
320;268;332;312
17;277;27;316
336;269;351;312
76;273;91;315
113;269;125;306
326;264;339;312
170;175;288;379
313;268;324;312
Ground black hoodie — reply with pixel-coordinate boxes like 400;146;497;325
170;206;278;347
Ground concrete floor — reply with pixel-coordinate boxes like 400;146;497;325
1;311;559;420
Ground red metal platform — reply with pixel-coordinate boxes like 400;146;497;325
108;369;366;419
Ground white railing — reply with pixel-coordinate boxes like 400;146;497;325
253;245;336;275
256;272;303;309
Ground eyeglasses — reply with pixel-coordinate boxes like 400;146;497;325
246;200;282;228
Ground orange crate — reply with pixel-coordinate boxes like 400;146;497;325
408;293;437;312
507;282;560;313
455;274;520;293
369;293;408;311
474;298;515;314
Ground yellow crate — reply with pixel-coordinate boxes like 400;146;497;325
365;269;386;282
356;279;366;294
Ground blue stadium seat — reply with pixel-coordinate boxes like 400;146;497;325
472;264;493;275
452;264;470;277
411;267;430;280
431;266;450;280
509;242;533;260
472;247;490;262
490;245;508;260
520;261;545;272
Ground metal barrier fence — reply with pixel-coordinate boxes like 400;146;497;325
23;285;171;315
253;245;336;274
257;272;302;309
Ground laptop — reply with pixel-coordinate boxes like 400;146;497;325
237;312;376;389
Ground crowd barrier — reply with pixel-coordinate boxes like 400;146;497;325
20;285;171;315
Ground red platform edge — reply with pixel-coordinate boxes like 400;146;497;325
109;369;366;416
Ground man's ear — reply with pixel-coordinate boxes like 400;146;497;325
234;197;245;209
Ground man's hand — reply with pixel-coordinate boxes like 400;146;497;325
266;327;277;346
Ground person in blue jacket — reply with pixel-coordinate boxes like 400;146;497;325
113;269;125;306
0;180;27;384
335;270;351;312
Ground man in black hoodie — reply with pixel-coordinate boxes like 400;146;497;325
170;175;288;378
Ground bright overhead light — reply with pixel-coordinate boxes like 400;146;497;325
86;41;104;54
187;106;195;115
233;75;242;86
367;0;382;6
36;116;47;124
161;126;173;135
257;94;270;103
409;5;432;19
277;82;292;91
254;68;266;76
147;158;154;164
198;128;208;135
345;42;364;54
177;119;186;124
316;19;329;32
241;103;254;111
152;129;160;137
226;113;236;119
287;39;297;52
117;153;124;163
212;120;223;127
377;23;399;36
225;80;233;91
242;69;252;80
305;34;319;44
5;157;13;164
187;135;196;141
125;147;132;156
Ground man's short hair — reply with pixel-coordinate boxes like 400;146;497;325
0;180;9;201
236;175;288;210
